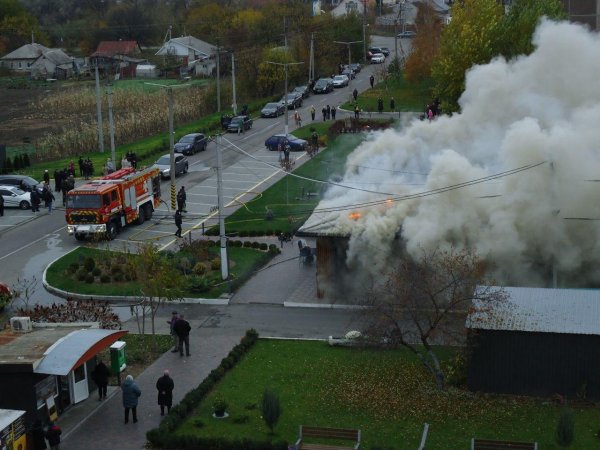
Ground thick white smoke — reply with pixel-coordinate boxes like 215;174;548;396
313;20;600;286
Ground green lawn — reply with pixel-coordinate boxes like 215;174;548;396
219;133;366;235
177;339;600;449
46;245;275;298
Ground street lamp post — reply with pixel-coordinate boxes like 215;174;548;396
265;60;304;136
334;40;363;70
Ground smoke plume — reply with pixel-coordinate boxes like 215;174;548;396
313;20;600;287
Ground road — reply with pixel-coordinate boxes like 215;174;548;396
0;35;402;312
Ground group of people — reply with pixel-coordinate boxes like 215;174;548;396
53;168;76;202
30;178;56;214
321;105;336;121
168;311;192;357
77;157;95;179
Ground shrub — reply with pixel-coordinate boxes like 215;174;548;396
68;262;79;273
233;240;243;247
259;243;268;251
243;241;252;248
85;274;94;283
556;407;575;448
232;415;250;424
186;275;210;293
193;419;204;428
113;272;124;282
261;388;282;433
193;262;207;275
110;264;122;275
76;268;88;281
265;209;274;221
238;230;248;237
100;274;110;283
244;403;257;410
92;267;101;276
210;258;221;270
220;356;234;369
250;241;259;249
83;257;95;272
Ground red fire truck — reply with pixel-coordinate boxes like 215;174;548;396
65;166;162;240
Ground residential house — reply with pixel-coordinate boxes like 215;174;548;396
155;36;217;77
0;43;50;72
29;49;75;80
91;40;143;78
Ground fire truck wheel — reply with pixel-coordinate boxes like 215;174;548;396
106;222;119;240
75;234;86;241
136;210;145;225
144;204;153;220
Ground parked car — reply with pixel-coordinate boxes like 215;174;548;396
313;78;334;94
261;102;286;118
292;85;311;99
332;74;350;88
380;47;391;57
367;47;385;60
370;53;386;64
174;133;207;155
397;30;417;38
349;62;362;73
264;134;308;152
0;185;31;209
227;115;253;132
280;92;303;109
341;68;356;80
0;175;43;193
153;154;188;179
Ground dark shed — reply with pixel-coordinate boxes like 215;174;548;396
466;287;600;399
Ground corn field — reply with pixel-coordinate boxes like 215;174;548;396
34;86;210;160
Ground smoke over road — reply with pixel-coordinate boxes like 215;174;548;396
313;20;600;287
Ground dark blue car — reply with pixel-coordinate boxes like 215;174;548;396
264;134;308;152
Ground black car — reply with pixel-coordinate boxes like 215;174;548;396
264;134;308;152
261;102;286;118
0;175;43;193
380;47;391;57
227;115;253;132
280;93;303;110
341;68;356;79
313;78;334;94
349;63;362;73
174;133;207;155
292;85;311;99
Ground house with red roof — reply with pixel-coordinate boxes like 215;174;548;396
91;40;143;78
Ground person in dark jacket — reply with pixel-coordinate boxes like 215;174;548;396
92;359;111;400
44;421;61;450
54;169;62;192
156;370;175;415
173;314;191;357
43;186;55;214
43;170;50;185
122;374;142;424
176;186;187;212
168;311;179;352
174;210;183;237
30;419;46;450
30;189;40;212
0;194;3;217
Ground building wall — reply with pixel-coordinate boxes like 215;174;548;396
0;371;42;425
562;0;599;29
468;330;600;399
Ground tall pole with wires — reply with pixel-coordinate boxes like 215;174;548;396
334;40;362;69
215;134;229;280
94;63;104;153
231;53;237;116
106;84;116;165
266;60;304;136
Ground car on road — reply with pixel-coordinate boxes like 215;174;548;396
370;53;386;64
341;68;355;79
0;175;43;193
349;63;362;73
264;134;308;152
226;115;253;132
280;92;303;109
153;154;188;179
332;74;350;88
380;47;391;57
292;85;311;99
0;185;31;209
174;133;207;155
367;47;385;60
312;77;334;94
260;102;286;118
397;30;417;38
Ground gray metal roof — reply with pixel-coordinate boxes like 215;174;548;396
34;328;127;375
156;36;216;58
1;43;50;60
0;409;25;429
466;286;600;335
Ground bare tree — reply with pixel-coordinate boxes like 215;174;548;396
9;276;39;311
362;246;506;390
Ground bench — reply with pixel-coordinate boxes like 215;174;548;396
471;438;538;450
295;425;361;450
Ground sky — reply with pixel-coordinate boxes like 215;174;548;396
308;19;600;287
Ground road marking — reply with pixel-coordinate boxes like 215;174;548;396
0;224;67;261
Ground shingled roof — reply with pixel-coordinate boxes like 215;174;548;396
1;43;50;60
91;41;139;57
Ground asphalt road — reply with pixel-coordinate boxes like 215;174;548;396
0;35;403;315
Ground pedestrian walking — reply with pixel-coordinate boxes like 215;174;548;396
176;186;187;212
156;370;175;416
352;88;358;101
331;105;336;120
428;107;434;121
310;105;316;121
168;311;179;352
61;178;69;206
390;97;395;112
326;105;331;120
369;75;374;88
91;359;111;400
78;156;84;176
30;189;40;212
377;97;384;114
54;168;62;192
69;161;75;177
44;421;62;450
174;314;191;357
43;169;50;185
122;374;142;424
43;186;55;214
277;141;284;161
354;104;360;119
174;209;183;237
322;106;327;121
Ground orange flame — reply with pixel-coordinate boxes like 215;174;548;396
349;212;361;220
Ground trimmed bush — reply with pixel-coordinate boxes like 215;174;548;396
85;274;94;284
113;272;124;282
243;241;252;248
100;274;110;283
556;407;575;448
193;262;207;275
251;242;260;249
83;257;95;272
259;243;268;251
92;267;101;276
210;258;221;270
68;262;79;273
110;264;123;275
261;388;282;433
76;268;88;281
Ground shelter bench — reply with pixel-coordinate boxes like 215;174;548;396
295;425;361;450
471;438;538;450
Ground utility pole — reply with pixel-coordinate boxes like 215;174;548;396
334;40;362;68
94;64;105;152
266;60;304;136
231;53;237;116
215;135;229;280
167;87;176;210
309;32;315;82
363;0;368;61
283;17;287;48
216;41;221;112
106;84;116;165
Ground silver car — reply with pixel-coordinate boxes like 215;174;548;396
153;154;189;179
0;185;31;209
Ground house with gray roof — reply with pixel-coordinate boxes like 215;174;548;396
466;286;600;399
29;49;75;80
0;43;50;72
156;36;217;77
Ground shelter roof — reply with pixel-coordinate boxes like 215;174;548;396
155;36;216;58
466;286;600;335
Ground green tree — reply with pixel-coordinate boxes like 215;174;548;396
256;47;303;96
556;407;575;448
404;1;443;83
497;0;566;59
0;0;47;52
431;0;504;112
261;388;282;433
